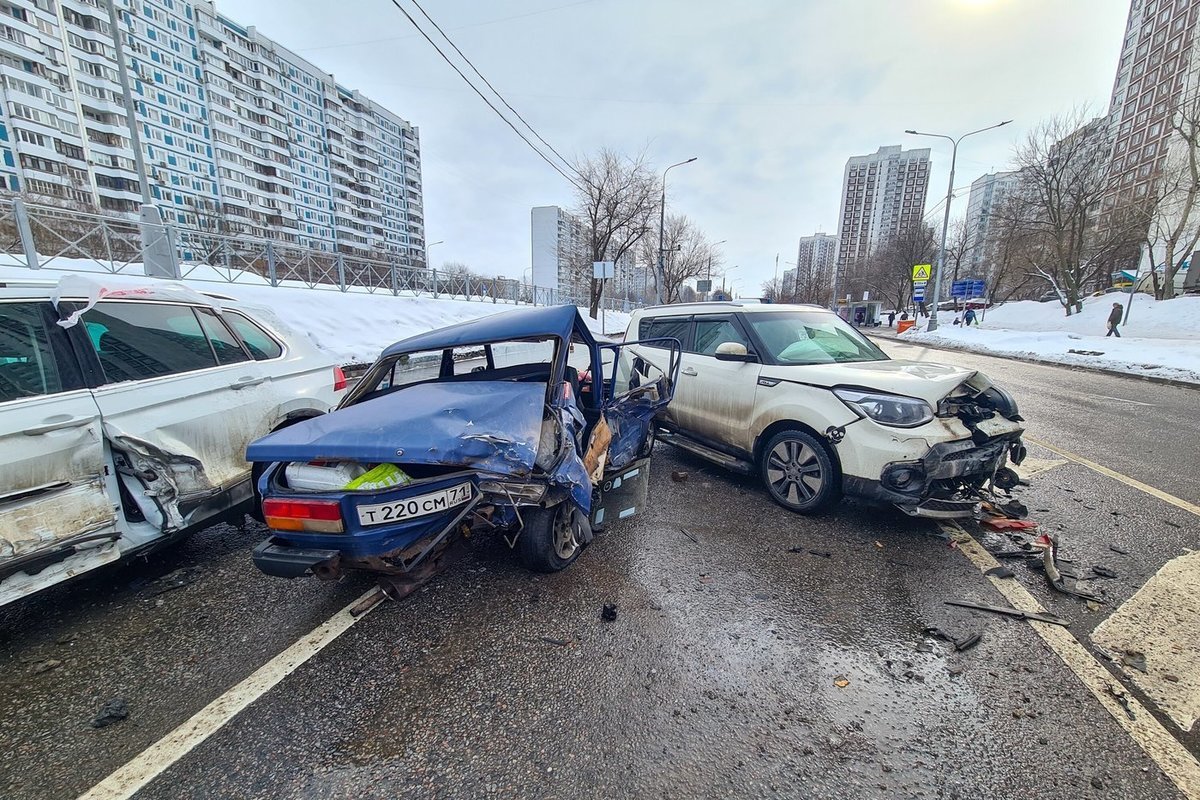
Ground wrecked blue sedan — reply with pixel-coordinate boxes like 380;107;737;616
246;305;679;584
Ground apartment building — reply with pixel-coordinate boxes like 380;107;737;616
531;204;584;296
834;145;931;279
963;171;1019;275
794;232;837;290
1105;0;1200;205
0;0;424;259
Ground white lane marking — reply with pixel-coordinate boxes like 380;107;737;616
1012;456;1067;480
77;588;383;800
1089;394;1157;407
941;521;1200;799
1092;551;1200;733
1025;437;1200;518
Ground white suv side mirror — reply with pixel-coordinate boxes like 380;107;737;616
713;342;753;362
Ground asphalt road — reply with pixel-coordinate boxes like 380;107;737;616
2;347;1198;799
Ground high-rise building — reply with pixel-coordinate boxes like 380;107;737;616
963;171;1019;275
1104;0;1200;206
0;0;424;259
794;232;838;293
530;205;584;296
834;145;931;279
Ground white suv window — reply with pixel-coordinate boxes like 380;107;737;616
0;302;72;402
693;317;749;356
83;302;221;383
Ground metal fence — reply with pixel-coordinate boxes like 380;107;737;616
0;197;639;313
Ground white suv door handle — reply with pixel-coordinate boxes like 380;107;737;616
23;415;95;436
681;367;698;377
229;376;265;390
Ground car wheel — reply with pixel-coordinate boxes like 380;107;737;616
760;430;841;514
518;502;585;572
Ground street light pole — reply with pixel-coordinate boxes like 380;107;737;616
657;157;697;305
905;121;1011;331
425;240;444;269
706;239;726;300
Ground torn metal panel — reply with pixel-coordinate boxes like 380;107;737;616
0;482;116;560
246;381;544;477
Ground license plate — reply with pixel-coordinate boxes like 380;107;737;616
975;416;1024;437
356;482;473;527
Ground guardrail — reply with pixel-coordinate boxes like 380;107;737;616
0;197;641;313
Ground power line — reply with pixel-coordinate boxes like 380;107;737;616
407;0;580;179
384;0;584;191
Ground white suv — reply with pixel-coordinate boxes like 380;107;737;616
626;302;1026;517
0;279;344;606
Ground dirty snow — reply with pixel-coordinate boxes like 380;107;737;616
0;259;630;365
901;294;1200;385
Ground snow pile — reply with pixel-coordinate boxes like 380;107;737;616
0;260;631;365
901;294;1200;384
968;293;1200;339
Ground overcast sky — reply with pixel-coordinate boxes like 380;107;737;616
219;0;1130;297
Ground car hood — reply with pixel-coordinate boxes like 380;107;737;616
764;359;976;405
246;381;546;477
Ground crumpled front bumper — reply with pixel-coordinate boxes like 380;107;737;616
845;433;1023;518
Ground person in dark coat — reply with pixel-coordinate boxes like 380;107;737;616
963;308;977;326
1106;302;1124;337
887;310;896;327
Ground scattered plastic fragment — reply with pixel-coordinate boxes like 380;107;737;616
671;471;688;482
679;528;699;544
1109;544;1130;555
985;566;1015;579
834;676;850;688
944;599;1070;627
874;540;884;549
31;659;62;674
981;518;1038;532
91;698;129;729
601;603;618;622
1091;565;1119;579
1121;650;1147;673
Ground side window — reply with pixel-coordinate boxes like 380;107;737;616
0;302;71;402
225;311;284;361
84;302;217;383
196;309;252;365
638;316;690;348
693;317;749;356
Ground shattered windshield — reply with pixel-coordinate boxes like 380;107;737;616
746;312;889;366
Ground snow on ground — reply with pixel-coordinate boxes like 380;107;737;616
0;258;631;365
900;293;1200;385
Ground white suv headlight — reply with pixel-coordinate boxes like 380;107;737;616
833;388;934;428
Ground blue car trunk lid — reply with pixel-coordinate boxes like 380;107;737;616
247;381;546;477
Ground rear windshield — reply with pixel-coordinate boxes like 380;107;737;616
353;337;559;402
745;311;888;365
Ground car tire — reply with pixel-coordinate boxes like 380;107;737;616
759;430;841;514
517;502;585;572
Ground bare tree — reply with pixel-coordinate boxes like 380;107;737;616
1000;111;1141;314
944;219;971;306
860;224;937;313
1140;88;1200;300
571;150;659;318
651;213;715;303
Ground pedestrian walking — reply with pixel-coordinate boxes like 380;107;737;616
1106;302;1123;337
887;310;896;327
854;309;865;326
900;310;909;321
963;308;976;326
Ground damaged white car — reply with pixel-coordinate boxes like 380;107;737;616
627;302;1027;518
0;278;345;606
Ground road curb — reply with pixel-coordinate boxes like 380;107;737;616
866;330;1200;391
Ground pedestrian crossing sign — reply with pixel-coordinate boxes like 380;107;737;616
912;264;932;281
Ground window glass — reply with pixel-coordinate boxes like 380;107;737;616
638;317;689;348
745;311;888;365
196;309;251;365
84;302;217;382
224;311;283;360
693;318;748;355
0;302;65;401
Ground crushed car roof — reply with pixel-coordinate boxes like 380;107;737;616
381;304;584;357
